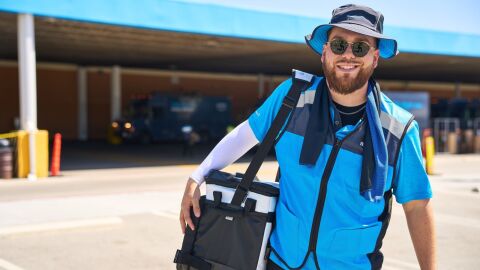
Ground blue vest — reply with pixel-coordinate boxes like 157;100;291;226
248;73;429;270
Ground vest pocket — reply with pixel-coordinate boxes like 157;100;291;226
343;181;384;218
272;200;300;265
328;223;381;256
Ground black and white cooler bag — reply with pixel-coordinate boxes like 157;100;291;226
174;70;314;270
175;170;279;270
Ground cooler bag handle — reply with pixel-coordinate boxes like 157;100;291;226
231;70;314;206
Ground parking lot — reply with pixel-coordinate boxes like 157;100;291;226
0;143;479;270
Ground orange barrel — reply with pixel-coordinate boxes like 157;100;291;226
475;134;480;153
464;129;474;153
0;139;13;179
448;132;458;154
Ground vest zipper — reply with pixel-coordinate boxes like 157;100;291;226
308;138;343;252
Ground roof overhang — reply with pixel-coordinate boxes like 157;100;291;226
1;0;480;58
0;12;479;83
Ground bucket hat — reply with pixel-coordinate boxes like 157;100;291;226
305;4;398;59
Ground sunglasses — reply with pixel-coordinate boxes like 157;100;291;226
327;39;374;57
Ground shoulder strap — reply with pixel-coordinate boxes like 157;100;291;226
231;70;314;206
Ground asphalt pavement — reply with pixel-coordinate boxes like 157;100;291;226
0;144;479;270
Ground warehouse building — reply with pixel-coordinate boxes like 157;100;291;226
0;1;479;172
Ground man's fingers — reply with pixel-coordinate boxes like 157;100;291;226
192;197;201;218
179;212;186;234
182;205;195;231
180;179;201;233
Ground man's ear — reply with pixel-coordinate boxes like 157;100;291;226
372;50;380;68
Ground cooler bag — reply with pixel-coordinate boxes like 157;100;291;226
174;70;314;270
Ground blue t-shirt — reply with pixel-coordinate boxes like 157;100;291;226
248;76;432;270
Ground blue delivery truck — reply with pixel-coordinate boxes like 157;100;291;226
111;93;232;143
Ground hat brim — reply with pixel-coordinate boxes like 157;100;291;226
305;23;399;59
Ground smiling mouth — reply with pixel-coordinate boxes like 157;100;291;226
336;63;360;72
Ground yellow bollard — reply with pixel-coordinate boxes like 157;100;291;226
425;136;435;175
16;130;49;178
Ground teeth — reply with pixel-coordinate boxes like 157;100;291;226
338;65;356;70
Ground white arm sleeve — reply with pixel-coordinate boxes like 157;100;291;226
190;120;259;184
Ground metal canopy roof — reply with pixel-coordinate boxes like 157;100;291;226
1;12;479;83
2;0;480;58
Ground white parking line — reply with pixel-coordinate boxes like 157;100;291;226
392;208;480;229
381;264;405;270
435;213;480;229
0;217;123;236
151;210;179;220
383;258;419;269
0;258;24;270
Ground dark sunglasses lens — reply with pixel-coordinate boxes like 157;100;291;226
352;42;370;57
330;39;348;55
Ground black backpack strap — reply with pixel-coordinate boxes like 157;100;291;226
174;249;212;270
231;70;314;206
274;167;281;183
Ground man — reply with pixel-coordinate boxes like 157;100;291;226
180;4;435;270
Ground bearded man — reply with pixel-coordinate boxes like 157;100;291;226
180;4;436;270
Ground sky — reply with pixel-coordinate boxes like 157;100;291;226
178;0;480;35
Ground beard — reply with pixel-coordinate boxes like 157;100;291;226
322;59;374;95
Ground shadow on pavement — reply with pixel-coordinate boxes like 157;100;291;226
61;141;275;171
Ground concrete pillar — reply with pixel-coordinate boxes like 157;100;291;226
455;82;461;98
78;67;88;141
268;76;275;94
258;73;265;99
111;65;122;122
17;13;38;181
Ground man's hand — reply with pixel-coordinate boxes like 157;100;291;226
180;178;201;234
403;199;436;270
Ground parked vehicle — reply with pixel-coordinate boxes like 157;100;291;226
111;93;232;143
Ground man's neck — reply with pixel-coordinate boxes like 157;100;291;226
327;81;368;107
